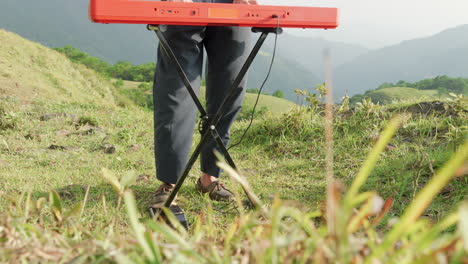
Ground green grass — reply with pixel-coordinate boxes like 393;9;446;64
0;96;466;262
1;96;466;223
116;79;296;114
243;92;296;114
0;29;467;263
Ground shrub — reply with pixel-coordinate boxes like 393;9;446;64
0;102;18;131
272;90;284;98
78;116;99;127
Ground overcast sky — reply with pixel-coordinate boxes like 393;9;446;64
261;0;468;48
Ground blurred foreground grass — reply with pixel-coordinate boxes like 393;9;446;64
0;95;467;262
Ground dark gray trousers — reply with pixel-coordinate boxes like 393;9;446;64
153;6;251;184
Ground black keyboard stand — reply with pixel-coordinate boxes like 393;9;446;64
147;25;282;224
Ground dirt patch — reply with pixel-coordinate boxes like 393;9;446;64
393;101;462;116
40;112;76;121
56;184;87;200
48;144;83;152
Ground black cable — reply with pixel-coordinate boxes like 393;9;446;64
228;16;280;151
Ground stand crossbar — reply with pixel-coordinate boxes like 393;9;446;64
148;25;282;218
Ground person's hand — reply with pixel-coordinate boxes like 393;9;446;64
233;0;258;4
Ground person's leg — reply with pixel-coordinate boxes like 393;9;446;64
200;25;252;183
153;25;205;186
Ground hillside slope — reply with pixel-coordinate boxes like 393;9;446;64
263;33;369;78
334;24;468;99
0;30;115;106
357;87;440;104
250;52;321;101
0;0;155;65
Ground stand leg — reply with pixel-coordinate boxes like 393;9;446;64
210;127;237;169
147;25;281;211
163;131;211;208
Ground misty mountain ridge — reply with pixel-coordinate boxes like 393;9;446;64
1;0;467;101
263;33;369;78
0;0;368;100
333;24;468;99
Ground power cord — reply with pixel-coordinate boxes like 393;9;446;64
228;16;280;151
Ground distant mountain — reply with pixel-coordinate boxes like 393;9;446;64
263;33;369;78
0;0;368;101
333;24;468;99
0;0;155;64
250;51;321;101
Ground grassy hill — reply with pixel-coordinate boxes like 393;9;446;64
244;93;295;114
0;30;467;262
350;75;468;105
354;87;440;104
118;80;297;115
0;29;116;106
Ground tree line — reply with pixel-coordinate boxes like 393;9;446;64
350;75;468;104
376;76;468;94
55;46;286;99
54;46;155;82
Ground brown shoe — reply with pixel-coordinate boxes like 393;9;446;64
195;178;234;202
150;183;175;209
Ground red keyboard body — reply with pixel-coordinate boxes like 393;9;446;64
89;0;338;29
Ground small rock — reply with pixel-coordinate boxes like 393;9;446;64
25;133;41;140
48;144;82;152
56;130;72;137
135;160;145;167
455;164;467;178
128;144;141;153
40;112;76;121
77;125;105;136
137;174;150;182
103;144;116;154
138;132;149;137
369;132;380;143
386;143;397;151
48;144;67;150
40;113;64;121
440;185;455;197
101;135;111;144
67;146;83;152
56;184;87;200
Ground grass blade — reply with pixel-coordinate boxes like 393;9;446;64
370;140;468;260
79;185;91;220
123;191;160;262
459;202;468;252
345;115;403;202
216;160;265;215
101;168;122;194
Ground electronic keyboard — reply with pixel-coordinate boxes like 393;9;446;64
89;0;338;29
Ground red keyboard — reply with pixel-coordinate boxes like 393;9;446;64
89;0;338;29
